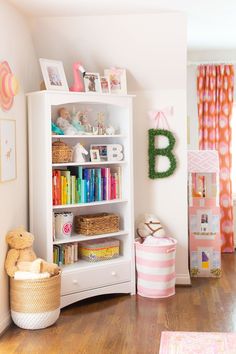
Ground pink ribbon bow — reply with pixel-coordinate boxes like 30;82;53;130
148;106;174;129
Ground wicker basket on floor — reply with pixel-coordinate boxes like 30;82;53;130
10;273;61;330
75;213;120;236
52;140;72;163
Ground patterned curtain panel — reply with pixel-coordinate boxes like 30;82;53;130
197;64;234;252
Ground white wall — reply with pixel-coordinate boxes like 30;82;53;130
30;13;190;284
0;0;40;334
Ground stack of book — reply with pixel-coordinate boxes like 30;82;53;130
52;166;121;205
53;243;78;266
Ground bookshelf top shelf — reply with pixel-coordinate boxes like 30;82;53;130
51;134;126;139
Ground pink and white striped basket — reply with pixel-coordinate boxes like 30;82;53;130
135;237;177;298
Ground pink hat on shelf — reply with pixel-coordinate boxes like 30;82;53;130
0;61;19;111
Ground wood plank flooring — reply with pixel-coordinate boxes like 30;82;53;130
1;254;236;354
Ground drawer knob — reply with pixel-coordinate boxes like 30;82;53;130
111;271;117;276
73;280;78;284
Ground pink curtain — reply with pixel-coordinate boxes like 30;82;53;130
197;64;234;252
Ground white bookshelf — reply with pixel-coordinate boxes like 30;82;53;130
27;91;135;308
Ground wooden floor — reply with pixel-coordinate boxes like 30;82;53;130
1;254;236;354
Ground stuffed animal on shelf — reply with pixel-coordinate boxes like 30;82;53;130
71;111;86;133
5;226;59;278
77;110;92;133
137;213;166;241
51;122;64;135
72;143;88;162
56;107;78;135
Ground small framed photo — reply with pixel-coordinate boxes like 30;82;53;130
84;72;101;93
90;145;107;161
90;149;100;162
39;58;69;91
100;76;110;94
104;68;127;94
0;119;16;182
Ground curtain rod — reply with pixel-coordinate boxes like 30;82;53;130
187;60;236;66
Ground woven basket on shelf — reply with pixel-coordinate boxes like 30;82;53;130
10;273;61;330
75;213;120;236
52;140;72;163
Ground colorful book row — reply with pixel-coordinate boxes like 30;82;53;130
52;166;121;205
53;243;79;266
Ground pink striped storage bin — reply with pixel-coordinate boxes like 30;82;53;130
135;237;177;298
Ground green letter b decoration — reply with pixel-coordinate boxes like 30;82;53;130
148;129;177;179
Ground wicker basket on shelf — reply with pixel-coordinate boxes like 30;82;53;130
52;140;72;163
75;213;120;236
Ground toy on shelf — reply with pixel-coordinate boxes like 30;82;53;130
73;142;88;162
188;150;221;278
56;107;78;135
51;122;64;135
5;226;59;278
70;61;86;92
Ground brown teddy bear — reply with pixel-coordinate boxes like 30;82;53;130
5;227;59;277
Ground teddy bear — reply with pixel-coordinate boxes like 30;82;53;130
5;226;59;278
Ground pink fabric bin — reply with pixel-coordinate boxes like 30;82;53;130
135;237;177;298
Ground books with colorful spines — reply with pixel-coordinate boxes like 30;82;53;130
112;166;121;199
73;243;78;262
58;245;64;266
71;175;76;204
102;168;111;200
101;168;108;200
111;173;116;200
90;168;95;202
81;179;86;203
61;170;71;204
52;170;60;205
64;245;69;265
53;245;60;265
83;168;90;203
52;171;56;205
95;168;102;201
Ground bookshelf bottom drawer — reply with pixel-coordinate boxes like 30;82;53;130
61;261;131;296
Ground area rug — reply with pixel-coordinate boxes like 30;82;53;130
159;331;236;354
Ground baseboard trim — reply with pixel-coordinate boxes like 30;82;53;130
0;312;11;336
176;272;191;285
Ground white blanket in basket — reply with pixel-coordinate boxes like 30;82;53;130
14;271;50;280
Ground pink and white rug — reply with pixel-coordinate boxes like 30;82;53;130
159;331;236;354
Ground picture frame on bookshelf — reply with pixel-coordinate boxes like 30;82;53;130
100;76;110;94
83;72;101;93
39;58;69;91
90;149;100;162
104;68;127;94
0;119;16;182
90;144;124;162
90;144;108;161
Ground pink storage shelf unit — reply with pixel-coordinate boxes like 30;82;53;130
188;150;221;278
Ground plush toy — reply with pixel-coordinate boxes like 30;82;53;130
51;122;64;135
5;227;59;278
56;107;78;135
137;213;166;241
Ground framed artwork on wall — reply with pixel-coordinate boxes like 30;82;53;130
0;119;16;182
39;58;69;91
